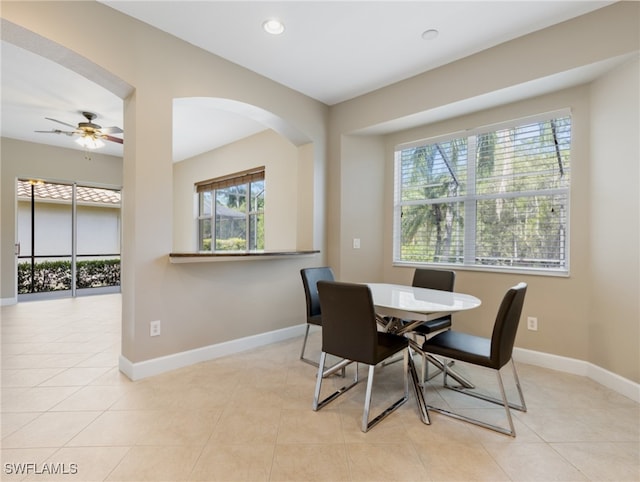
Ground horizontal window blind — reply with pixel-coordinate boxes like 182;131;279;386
398;139;468;202
475;118;570;196
195;166;265;193
394;112;571;273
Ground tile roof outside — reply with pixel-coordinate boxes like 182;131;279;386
16;180;120;206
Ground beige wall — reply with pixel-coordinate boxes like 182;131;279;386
1;2;638;383
328;2;640;382
173;129;303;252
327;3;639;382
338;135;386;282
329;3;640;280
1;1;328;364
588;57;640;382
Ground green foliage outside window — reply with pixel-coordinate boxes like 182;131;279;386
396;113;571;271
197;172;265;252
18;259;120;294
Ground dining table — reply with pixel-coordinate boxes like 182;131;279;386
366;282;482;424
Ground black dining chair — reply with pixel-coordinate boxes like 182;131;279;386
313;281;409;432
299;267;335;367
406;268;456;383
418;282;528;436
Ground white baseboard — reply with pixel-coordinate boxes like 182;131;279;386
119;323;307;381
514;347;640;403
1;297;17;306
117;327;639;403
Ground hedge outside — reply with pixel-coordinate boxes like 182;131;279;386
18;259;120;294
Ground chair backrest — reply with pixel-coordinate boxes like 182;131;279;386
490;282;528;369
412;268;456;292
317;281;379;365
412;269;456;323
300;267;335;321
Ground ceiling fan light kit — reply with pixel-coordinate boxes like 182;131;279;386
35;111;123;150
75;135;105;150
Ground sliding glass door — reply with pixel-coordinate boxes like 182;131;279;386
16;179;121;301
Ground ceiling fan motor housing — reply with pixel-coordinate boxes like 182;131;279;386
78;122;101;132
79;112;101;131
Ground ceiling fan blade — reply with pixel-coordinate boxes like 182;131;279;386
100;126;123;134
35;129;75;136
102;134;124;144
45;117;77;129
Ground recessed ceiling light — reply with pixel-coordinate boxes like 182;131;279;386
422;29;439;41
263;19;285;35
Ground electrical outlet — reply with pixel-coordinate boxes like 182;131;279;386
150;320;161;337
353;238;361;249
527;316;538;331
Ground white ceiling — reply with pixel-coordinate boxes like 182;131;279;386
0;1;616;162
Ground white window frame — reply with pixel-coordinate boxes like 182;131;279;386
195;167;265;252
393;109;571;277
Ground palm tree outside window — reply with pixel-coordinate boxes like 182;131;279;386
394;110;571;274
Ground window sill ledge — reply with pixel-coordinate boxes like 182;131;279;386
169;250;320;263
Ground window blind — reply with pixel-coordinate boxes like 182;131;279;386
394;111;571;273
195;166;265;193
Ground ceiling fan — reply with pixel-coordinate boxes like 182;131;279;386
35;111;123;149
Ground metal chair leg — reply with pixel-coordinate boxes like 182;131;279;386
314;350;408;433
428;358;527;437
301;325;345;377
511;359;527;412
443;359;526;412
362;350;409;432
313;352;359;411
300;324;313;364
496;369;516;436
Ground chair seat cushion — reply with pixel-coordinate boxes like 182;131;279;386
422;330;495;369
307;314;322;326
406;316;452;335
375;332;408;364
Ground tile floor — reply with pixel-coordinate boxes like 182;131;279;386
1;294;639;481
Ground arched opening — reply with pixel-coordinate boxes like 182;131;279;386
1;21;133;305
172;97;315;253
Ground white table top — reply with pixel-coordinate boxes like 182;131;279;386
367;282;481;323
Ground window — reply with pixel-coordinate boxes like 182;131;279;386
196;167;265;251
394;111;571;274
